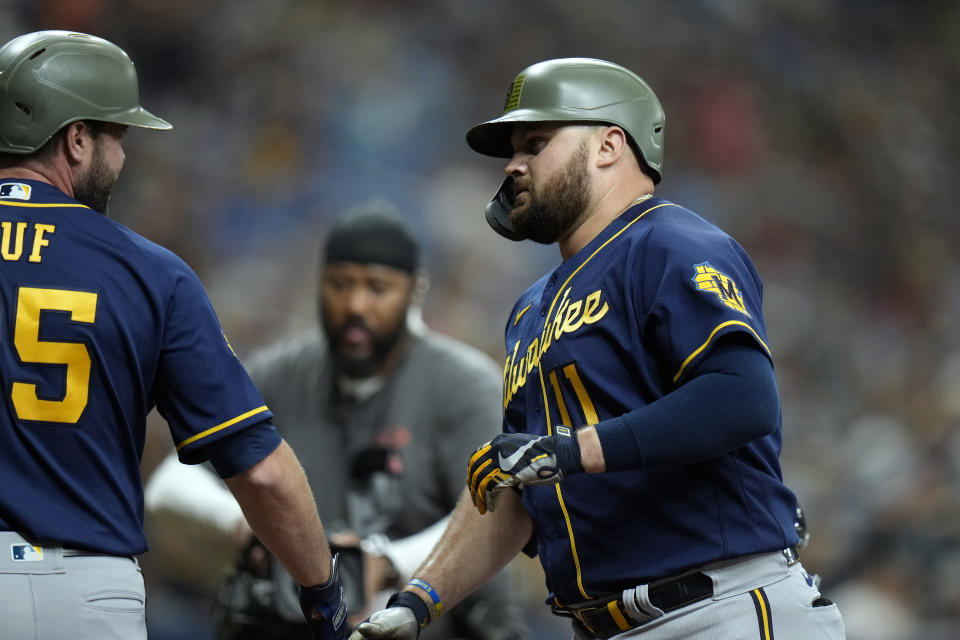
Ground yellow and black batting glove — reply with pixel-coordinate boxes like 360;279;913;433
467;441;511;514
467;428;583;514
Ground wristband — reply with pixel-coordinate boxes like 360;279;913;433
387;591;430;631
408;578;443;619
555;426;583;476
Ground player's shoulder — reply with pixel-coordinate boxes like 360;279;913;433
618;197;746;264
77;206;203;294
633;197;729;243
114;224;193;272
1;179;190;270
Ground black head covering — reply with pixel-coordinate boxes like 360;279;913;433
323;199;419;272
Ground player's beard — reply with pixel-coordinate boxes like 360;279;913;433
511;139;591;245
73;138;117;215
322;309;409;379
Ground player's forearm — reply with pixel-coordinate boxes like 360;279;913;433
576;425;606;472
596;340;779;471
406;488;531;613
224;440;332;587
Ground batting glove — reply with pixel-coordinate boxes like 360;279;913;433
467;427;583;514
348;591;430;640
299;553;349;640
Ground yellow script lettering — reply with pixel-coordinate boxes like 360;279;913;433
502;288;610;408
581;290;609;325
503;340;522;409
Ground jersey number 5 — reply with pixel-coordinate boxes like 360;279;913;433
10;286;97;423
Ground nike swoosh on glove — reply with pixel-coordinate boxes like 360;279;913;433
467;427;583;514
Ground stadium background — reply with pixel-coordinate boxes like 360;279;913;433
2;1;958;638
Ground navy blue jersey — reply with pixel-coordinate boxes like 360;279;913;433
0;180;272;555
502;197;798;605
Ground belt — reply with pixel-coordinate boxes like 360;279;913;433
554;572;713;639
555;547;799;639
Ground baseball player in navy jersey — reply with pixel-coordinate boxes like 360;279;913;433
349;59;846;639
0;31;347;640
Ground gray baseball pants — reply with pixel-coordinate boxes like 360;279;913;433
571;551;845;639
0;531;146;639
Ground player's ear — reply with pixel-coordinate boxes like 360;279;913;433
595;125;627;169
63;121;92;164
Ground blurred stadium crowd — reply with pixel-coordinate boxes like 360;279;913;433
3;0;958;638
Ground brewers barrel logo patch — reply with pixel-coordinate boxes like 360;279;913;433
691;262;750;317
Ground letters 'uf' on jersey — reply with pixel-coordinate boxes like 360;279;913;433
0;180;272;556
502;197;799;605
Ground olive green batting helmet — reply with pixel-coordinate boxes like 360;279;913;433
466;57;665;182
0;30;171;154
466;58;665;241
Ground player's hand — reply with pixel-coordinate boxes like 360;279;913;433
348;592;429;639
467;427;583;514
299;553;350;640
349;607;418;639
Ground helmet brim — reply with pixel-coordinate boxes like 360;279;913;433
114;106;172;131
466;119;515;158
466;107;618;158
466;108;579;158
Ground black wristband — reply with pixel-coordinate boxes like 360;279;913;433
554;429;583;476
387;591;431;630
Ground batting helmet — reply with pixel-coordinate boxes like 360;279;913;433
0;30;171;154
466;58;665;240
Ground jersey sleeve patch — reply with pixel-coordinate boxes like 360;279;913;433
690;262;750;317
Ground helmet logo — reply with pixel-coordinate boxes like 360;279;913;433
503;74;526;112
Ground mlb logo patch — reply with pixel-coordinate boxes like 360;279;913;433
11;544;43;561
0;182;32;200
